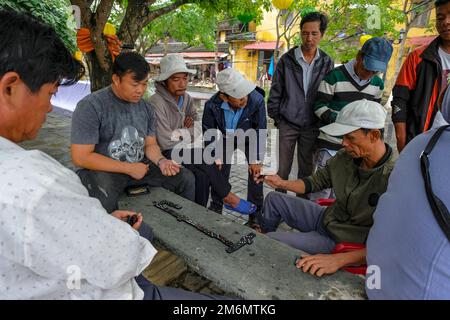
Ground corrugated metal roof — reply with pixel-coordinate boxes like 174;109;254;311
243;41;284;50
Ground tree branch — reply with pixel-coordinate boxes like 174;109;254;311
93;0;114;33
144;0;191;26
70;0;93;28
118;0;152;46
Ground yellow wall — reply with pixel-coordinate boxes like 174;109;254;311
232;8;294;82
231;41;259;82
384;1;437;87
256;9;296;48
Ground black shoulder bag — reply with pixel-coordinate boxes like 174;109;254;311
420;125;450;242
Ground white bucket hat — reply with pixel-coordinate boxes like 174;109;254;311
154;54;196;82
320;99;387;137
216;68;256;99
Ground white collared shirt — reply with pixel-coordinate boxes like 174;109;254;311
0;137;157;299
344;59;371;87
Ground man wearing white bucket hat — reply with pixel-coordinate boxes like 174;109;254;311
150;55;258;214
203;68;267;225
256;100;395;276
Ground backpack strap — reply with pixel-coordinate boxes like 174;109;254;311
420;125;450;242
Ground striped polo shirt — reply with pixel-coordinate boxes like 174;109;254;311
314;65;384;146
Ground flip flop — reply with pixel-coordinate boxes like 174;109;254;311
224;199;257;215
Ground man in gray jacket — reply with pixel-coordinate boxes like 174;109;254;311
267;12;334;196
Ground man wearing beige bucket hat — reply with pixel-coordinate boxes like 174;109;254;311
150;54;198;152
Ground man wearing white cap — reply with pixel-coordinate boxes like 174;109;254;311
150;55;258;213
256;100;395;276
203;68;267;224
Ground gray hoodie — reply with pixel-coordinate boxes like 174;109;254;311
148;82;198;151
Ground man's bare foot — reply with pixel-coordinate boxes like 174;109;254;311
223;192;240;208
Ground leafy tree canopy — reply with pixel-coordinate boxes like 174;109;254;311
0;0;77;52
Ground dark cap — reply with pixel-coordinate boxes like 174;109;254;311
361;37;393;72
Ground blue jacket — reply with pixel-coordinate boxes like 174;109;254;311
202;87;267;161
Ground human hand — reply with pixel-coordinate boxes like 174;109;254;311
263;174;284;189
248;164;262;177
126;162;149;180
295;254;344;277
159;159;181;176
112;210;143;231
184;116;194;128
215;158;222;171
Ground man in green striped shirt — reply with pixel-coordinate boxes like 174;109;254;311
311;37;393;200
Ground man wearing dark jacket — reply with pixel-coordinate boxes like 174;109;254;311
203;68;267;225
392;0;450;152
267;12;334;194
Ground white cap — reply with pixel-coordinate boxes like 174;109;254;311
154;54;196;81
216;68;256;99
320;99;387;137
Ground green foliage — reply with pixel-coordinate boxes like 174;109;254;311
139;4;218;51
0;0;77;52
108;0;271;53
287;0;405;63
193;0;271;24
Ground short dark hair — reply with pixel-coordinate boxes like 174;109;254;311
435;0;450;8
300;12;329;35
112;52;150;81
0;10;84;93
361;128;385;140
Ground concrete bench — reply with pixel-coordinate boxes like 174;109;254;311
119;188;366;300
21;109;366;300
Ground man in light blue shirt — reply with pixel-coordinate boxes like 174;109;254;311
203;68;267;226
221;101;245;133
294;46;321;98
267;12;334;198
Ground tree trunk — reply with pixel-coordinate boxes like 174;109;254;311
393;28;410;83
86;51;113;92
274;11;281;67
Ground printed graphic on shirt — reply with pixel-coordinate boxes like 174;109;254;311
108;126;145;163
438;47;450;92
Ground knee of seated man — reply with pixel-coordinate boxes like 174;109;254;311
178;167;195;187
264;191;281;206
